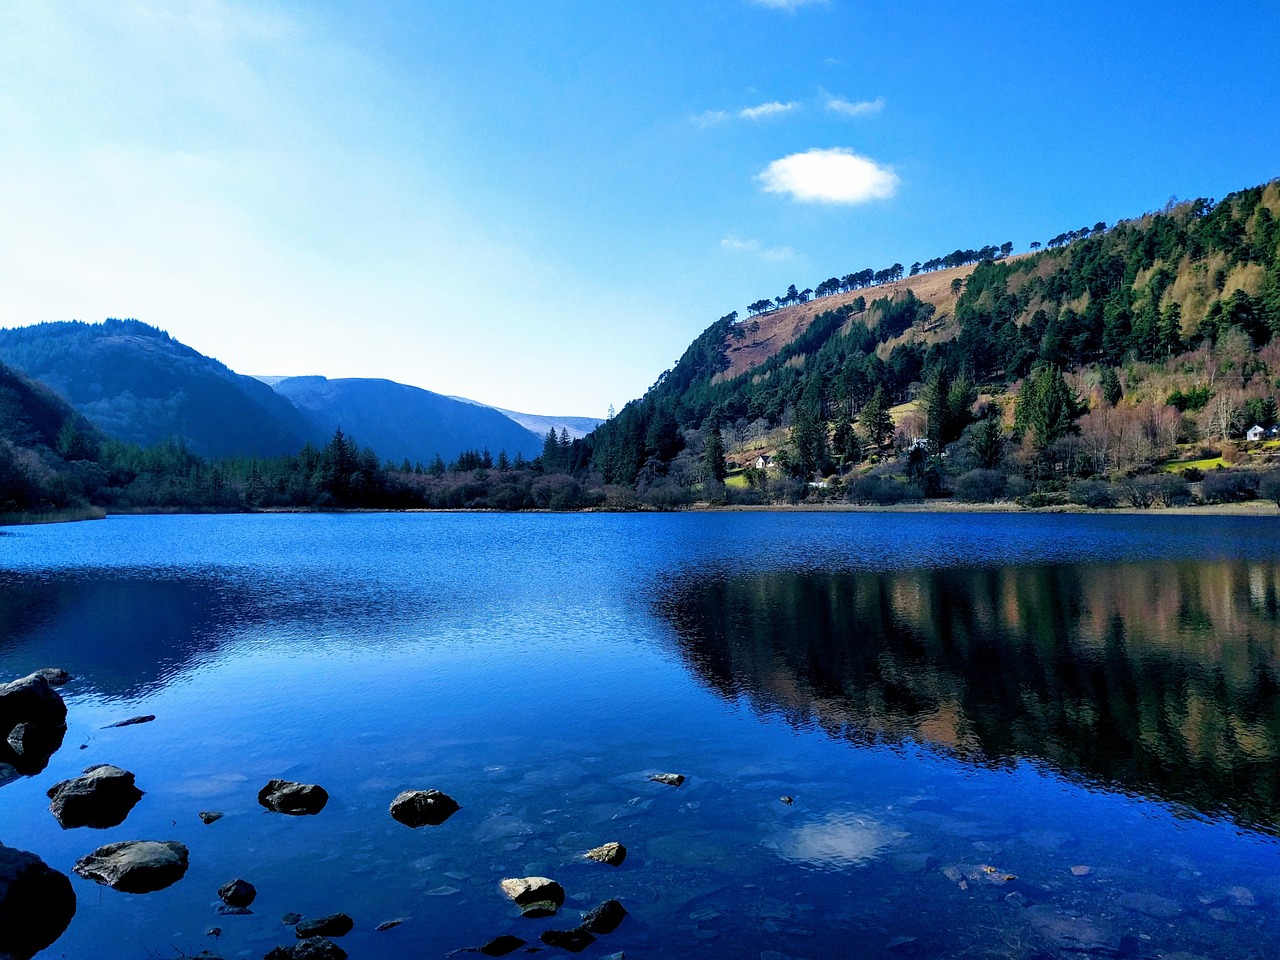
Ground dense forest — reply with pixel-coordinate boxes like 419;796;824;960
584;178;1280;508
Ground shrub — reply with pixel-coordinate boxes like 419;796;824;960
846;475;923;505
531;474;584;510
1069;479;1116;508
953;469;1007;503
1258;471;1280;507
1181;467;1204;482
1200;469;1260;503
1153;473;1192;507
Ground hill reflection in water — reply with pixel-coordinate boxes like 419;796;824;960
659;559;1280;833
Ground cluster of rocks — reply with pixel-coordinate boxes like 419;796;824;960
3;666;673;959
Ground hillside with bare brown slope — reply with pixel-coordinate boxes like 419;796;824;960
719;262;978;381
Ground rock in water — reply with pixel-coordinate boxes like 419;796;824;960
580;899;627;935
218;878;257;908
258;779;329;815
519;901;558;919
0;672;68;732
478;935;526;956
499;877;565;907
374;918;407;931
199;810;224;824
47;765;144;829
0;843;77;960
3;721;66;776
540;928;595;953
648;773;685;786
103;715;156;729
389;789;459;827
266;938;347;960
584;842;627;866
293;936;348;959
33;668;72;687
72;840;189;893
295;913;354;938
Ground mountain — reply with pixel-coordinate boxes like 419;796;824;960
268;376;545;464
586;177;1280;492
0;358;102;513
0;320;318;458
447;396;603;441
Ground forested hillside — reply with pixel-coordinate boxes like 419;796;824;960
0;319;319;458
586;178;1280;507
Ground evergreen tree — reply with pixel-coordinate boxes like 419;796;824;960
1100;367;1123;406
701;421;727;483
1016;366;1081;453
858;385;893;449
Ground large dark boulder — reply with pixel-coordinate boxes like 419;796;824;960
0;673;68;778
0;844;76;960
265;937;347;960
47;764;144;829
0;673;67;732
389;789;459;827
73;840;189;893
258;779;328;816
580;899;627;935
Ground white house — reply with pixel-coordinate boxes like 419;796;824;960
754;455;771;470
1246;424;1266;442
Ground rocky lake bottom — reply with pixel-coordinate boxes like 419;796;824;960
2;512;1279;959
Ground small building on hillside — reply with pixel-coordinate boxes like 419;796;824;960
754;455;771;470
1246;424;1266;442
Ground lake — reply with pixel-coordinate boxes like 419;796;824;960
2;512;1280;959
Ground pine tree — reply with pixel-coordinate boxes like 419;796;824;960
858;385;893;449
1100;367;1123;406
702;421;727;483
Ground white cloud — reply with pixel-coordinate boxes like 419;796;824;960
739;100;796;120
826;95;885;117
757;148;899;204
750;0;829;10
720;236;796;262
691;109;730;127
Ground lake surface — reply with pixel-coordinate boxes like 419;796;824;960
2;512;1280;959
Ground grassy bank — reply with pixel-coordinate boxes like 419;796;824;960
0;506;107;527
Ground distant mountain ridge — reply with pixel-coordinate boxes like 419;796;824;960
0;319;599;465
268;375;546;463
446;396;602;440
0;319;318;458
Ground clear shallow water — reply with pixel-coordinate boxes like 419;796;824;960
1;512;1279;959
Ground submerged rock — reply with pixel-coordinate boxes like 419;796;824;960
1116;891;1182;919
500;876;565;907
478;935;526;956
73;840;189;893
295;913;354;938
389;789;459;827
47;764;144;829
103;715;155;729
375;917;408;931
519;901;559;919
218;878;257;908
648;773;685;787
581;899;627;935
266;938;347;960
540;928;595;953
199;811;225;824
0;843;77;960
3;721;66;776
258;779;328;816
584;842;627;866
1026;904;1118;953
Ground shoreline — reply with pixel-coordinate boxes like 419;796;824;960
3;501;1276;526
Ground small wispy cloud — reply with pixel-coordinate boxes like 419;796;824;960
691;109;731;127
739;100;796;120
757;148;898;205
826;95;885;117
720;236;796;262
750;0;829;10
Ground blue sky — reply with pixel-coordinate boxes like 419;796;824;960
1;0;1278;417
